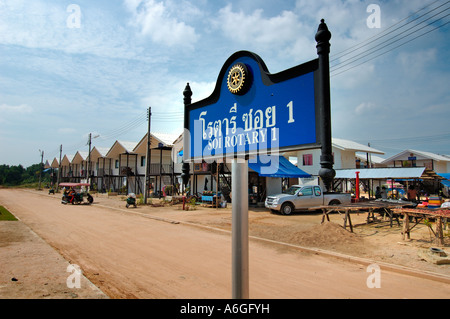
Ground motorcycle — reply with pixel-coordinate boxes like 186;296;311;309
60;183;94;205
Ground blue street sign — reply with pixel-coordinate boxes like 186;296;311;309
185;51;320;161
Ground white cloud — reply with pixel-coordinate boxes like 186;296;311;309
398;49;437;76
0;0;139;59
213;5;311;61
125;0;199;48
0;103;32;125
0;103;32;114
215;5;300;46
57;128;77;135
355;102;376;115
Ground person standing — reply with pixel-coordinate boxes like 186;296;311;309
381;186;387;199
407;185;418;202
375;186;381;199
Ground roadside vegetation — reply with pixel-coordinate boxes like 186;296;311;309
0;205;17;221
0;163;51;188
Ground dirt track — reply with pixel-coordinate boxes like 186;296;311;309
0;188;449;299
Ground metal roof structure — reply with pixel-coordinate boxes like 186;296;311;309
332;138;385;155
334;167;444;180
381;149;450;164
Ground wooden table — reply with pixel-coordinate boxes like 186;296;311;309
320;199;416;232
201;195;220;207
392;207;450;246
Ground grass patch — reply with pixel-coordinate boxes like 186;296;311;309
0;206;17;221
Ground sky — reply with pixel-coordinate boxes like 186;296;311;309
0;0;449;167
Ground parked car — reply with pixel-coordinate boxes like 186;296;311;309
265;185;351;215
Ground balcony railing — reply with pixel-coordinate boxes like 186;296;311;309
149;163;173;175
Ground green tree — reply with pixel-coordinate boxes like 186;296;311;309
4;165;25;185
0;163;51;186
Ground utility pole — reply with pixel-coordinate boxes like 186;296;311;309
144;107;152;204
88;133;92;188
87;133;99;190
38;149;44;190
57;144;62;192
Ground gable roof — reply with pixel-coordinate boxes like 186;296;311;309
152;132;180;147
72;151;89;164
355;153;385;164
51;158;59;168
133;132;180;154
61;154;75;166
106;140;138;158
381;149;450;164
91;146;110;159
332;138;384;154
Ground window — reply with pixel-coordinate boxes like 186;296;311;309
285;186;301;195
303;154;313;166
115;160;119;168
314;186;322;196
141;156;146;167
301;187;313;196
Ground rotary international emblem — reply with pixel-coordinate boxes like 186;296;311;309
227;63;247;94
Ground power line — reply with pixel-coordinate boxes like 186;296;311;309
331;7;450;71
331;19;450;77
366;133;450;144
331;0;448;61
353;133;450;151
330;1;450;76
97;110;147;141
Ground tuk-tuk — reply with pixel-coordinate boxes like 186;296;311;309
60;182;93;205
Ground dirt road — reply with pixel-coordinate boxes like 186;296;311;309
0;188;449;299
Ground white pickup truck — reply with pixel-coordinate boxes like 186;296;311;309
265;185;351;215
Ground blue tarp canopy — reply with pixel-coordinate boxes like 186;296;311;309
438;173;450;180
438;173;450;187
248;155;311;178
442;179;450;187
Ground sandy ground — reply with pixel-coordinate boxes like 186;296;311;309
0;188;449;299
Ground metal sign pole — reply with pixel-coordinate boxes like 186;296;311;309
316;19;335;192
184;20;333;300
231;157;249;299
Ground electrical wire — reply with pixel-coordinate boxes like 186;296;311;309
331;0;448;61
331;8;450;71
353;132;450;155
331;20;450;77
330;1;450;76
362;132;450;144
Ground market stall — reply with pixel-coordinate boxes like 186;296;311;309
320;199;416;232
392;207;450;246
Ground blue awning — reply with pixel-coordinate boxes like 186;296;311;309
438;173;450;180
442;180;450;187
248;155;311;178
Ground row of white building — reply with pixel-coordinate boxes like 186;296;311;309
45;131;450;201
